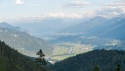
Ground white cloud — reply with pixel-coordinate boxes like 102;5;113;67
10;12;95;21
109;2;125;6
63;1;90;8
6;2;125;22
42;12;94;19
15;0;24;5
5;12;95;23
95;2;125;18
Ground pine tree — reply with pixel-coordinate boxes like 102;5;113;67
94;66;99;71
35;49;47;71
116;64;121;71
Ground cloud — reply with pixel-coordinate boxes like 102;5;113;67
14;12;95;20
63;1;90;8
95;2;125;18
6;12;95;23
110;2;125;6
15;0;24;5
40;12;95;19
43;12;92;19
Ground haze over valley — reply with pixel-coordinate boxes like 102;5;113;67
0;0;125;71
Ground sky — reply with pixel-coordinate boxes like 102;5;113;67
0;0;125;22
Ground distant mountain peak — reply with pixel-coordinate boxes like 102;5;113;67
93;16;106;19
110;13;125;22
0;22;13;28
117;13;125;18
91;16;108;21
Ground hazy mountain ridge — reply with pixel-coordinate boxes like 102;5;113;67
53;14;125;37
58;16;108;34
86;14;125;38
99;18;125;39
12;18;89;38
0;22;53;56
49;14;125;45
0;22;23;32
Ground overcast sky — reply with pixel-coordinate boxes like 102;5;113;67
0;0;125;22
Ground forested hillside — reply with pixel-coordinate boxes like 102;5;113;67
52;50;125;71
0;40;45;71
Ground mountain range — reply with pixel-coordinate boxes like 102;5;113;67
59;16;108;34
0;22;53;57
12;18;89;38
43;14;125;60
49;14;125;49
1;14;125;60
